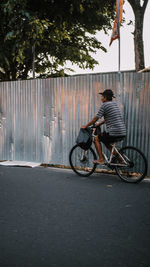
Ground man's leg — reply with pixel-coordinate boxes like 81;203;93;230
93;136;104;164
106;144;124;163
106;144;115;154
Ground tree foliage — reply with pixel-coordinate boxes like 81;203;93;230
0;0;115;81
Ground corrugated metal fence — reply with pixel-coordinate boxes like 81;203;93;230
0;71;149;173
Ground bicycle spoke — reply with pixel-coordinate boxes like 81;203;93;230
115;146;147;183
69;145;97;177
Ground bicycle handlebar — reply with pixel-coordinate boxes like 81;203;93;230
89;124;100;129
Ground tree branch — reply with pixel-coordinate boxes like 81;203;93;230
128;0;149;14
142;0;148;14
0;70;5;81
127;0;136;12
0;72;10;81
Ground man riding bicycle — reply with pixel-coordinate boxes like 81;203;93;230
81;89;126;165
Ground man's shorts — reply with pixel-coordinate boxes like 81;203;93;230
98;131;125;146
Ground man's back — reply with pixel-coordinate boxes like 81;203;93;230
96;101;126;136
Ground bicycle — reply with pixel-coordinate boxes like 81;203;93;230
69;125;148;183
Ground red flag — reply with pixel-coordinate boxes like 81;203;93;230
109;0;124;46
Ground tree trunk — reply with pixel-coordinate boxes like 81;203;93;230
134;8;145;71
127;0;148;72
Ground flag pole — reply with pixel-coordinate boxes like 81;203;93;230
117;0;121;74
32;43;35;79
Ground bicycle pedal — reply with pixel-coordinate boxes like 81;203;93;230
107;163;115;170
80;156;87;162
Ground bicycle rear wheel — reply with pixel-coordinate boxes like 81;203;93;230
69;144;97;177
115;146;147;183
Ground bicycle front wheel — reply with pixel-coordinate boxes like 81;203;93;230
69;144;97;177
115;146;147;183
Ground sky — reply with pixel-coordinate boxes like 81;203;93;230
66;0;150;75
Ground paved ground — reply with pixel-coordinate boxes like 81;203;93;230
0;166;150;267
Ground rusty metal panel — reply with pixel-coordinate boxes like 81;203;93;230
0;71;149;174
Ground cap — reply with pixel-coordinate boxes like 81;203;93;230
99;89;115;98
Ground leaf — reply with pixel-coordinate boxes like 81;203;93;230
5;31;15;40
0;0;116;80
127;20;133;26
107;185;112;188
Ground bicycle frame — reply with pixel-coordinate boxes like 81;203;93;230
103;143;128;167
91;126;128;167
81;140;128;167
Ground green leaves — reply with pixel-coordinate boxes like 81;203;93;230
5;31;15;40
0;0;116;81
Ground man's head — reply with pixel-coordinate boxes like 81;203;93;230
99;89;115;102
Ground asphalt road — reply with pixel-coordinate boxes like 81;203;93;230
0;166;150;267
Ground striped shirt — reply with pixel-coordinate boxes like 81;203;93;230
96;101;126;136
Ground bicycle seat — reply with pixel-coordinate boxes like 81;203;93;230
115;137;124;142
110;137;125;145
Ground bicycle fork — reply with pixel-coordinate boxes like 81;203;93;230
80;150;87;162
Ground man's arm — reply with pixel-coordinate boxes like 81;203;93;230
96;119;105;127
81;116;99;129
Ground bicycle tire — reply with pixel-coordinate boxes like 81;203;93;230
115;146;148;183
69;144;97;177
